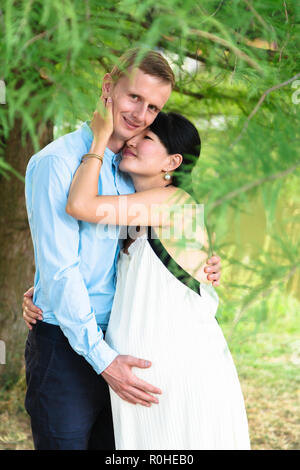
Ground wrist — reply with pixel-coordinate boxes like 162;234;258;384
89;140;107;155
92;128;111;144
100;354;119;376
89;145;105;156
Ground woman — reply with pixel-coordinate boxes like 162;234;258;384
23;99;250;450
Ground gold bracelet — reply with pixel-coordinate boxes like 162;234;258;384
81;153;104;163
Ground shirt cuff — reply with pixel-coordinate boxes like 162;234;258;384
86;337;119;375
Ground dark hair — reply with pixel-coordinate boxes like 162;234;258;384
149;112;201;187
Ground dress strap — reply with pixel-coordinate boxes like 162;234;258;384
146;226;201;296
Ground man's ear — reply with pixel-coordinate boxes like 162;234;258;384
102;73;113;98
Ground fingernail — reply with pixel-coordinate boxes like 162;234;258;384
107;97;112;102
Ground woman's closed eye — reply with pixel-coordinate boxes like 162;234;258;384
144;135;153;140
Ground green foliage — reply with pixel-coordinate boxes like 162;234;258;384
1;0;299;329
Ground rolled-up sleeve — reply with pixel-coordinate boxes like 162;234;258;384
28;155;118;374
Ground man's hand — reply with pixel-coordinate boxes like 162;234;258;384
22;286;43;330
204;255;221;287
101;355;162;407
22;288;162;408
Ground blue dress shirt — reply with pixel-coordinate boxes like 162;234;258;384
25;122;136;374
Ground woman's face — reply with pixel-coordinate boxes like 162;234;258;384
119;129;172;178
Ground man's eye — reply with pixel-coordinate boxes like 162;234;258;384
149;106;158;112
130;95;138;100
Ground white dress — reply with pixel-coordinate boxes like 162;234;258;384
105;231;250;450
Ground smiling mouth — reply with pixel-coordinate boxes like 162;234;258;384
122;148;136;157
123;116;140;129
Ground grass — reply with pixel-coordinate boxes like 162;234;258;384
0;372;34;450
223;319;300;450
234;351;300;450
0;328;299;450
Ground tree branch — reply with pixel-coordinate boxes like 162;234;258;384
210;159;300;210
228;264;298;340
283;0;289;23
173;86;205;100
190;28;264;73
231;72;300;147
243;0;272;32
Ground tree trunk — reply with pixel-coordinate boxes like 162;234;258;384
0;118;53;383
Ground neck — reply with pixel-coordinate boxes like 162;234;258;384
107;132;126;154
130;173;172;192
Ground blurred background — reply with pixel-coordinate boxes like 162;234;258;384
0;0;299;450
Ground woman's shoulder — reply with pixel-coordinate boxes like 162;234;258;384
163;187;202;229
154;188;210;284
165;185;194;202
157;186;198;219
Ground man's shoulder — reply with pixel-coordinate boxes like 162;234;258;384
26;125;88;175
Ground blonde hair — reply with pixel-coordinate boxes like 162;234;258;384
110;48;175;89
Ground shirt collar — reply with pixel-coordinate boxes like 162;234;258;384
112;152;122;169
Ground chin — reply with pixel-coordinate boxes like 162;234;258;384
118;158;135;173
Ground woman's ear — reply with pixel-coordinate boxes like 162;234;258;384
168;153;183;172
102;73;113;99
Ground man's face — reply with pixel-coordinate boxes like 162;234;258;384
103;68;172;142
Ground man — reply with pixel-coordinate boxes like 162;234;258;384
23;48;222;450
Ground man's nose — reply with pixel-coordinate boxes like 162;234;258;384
132;103;147;123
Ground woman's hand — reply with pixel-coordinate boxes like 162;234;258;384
66;96;114;220
22;286;43;330
90;96;114;144
204;255;221;287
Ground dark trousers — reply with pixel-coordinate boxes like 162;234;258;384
24;321;115;450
